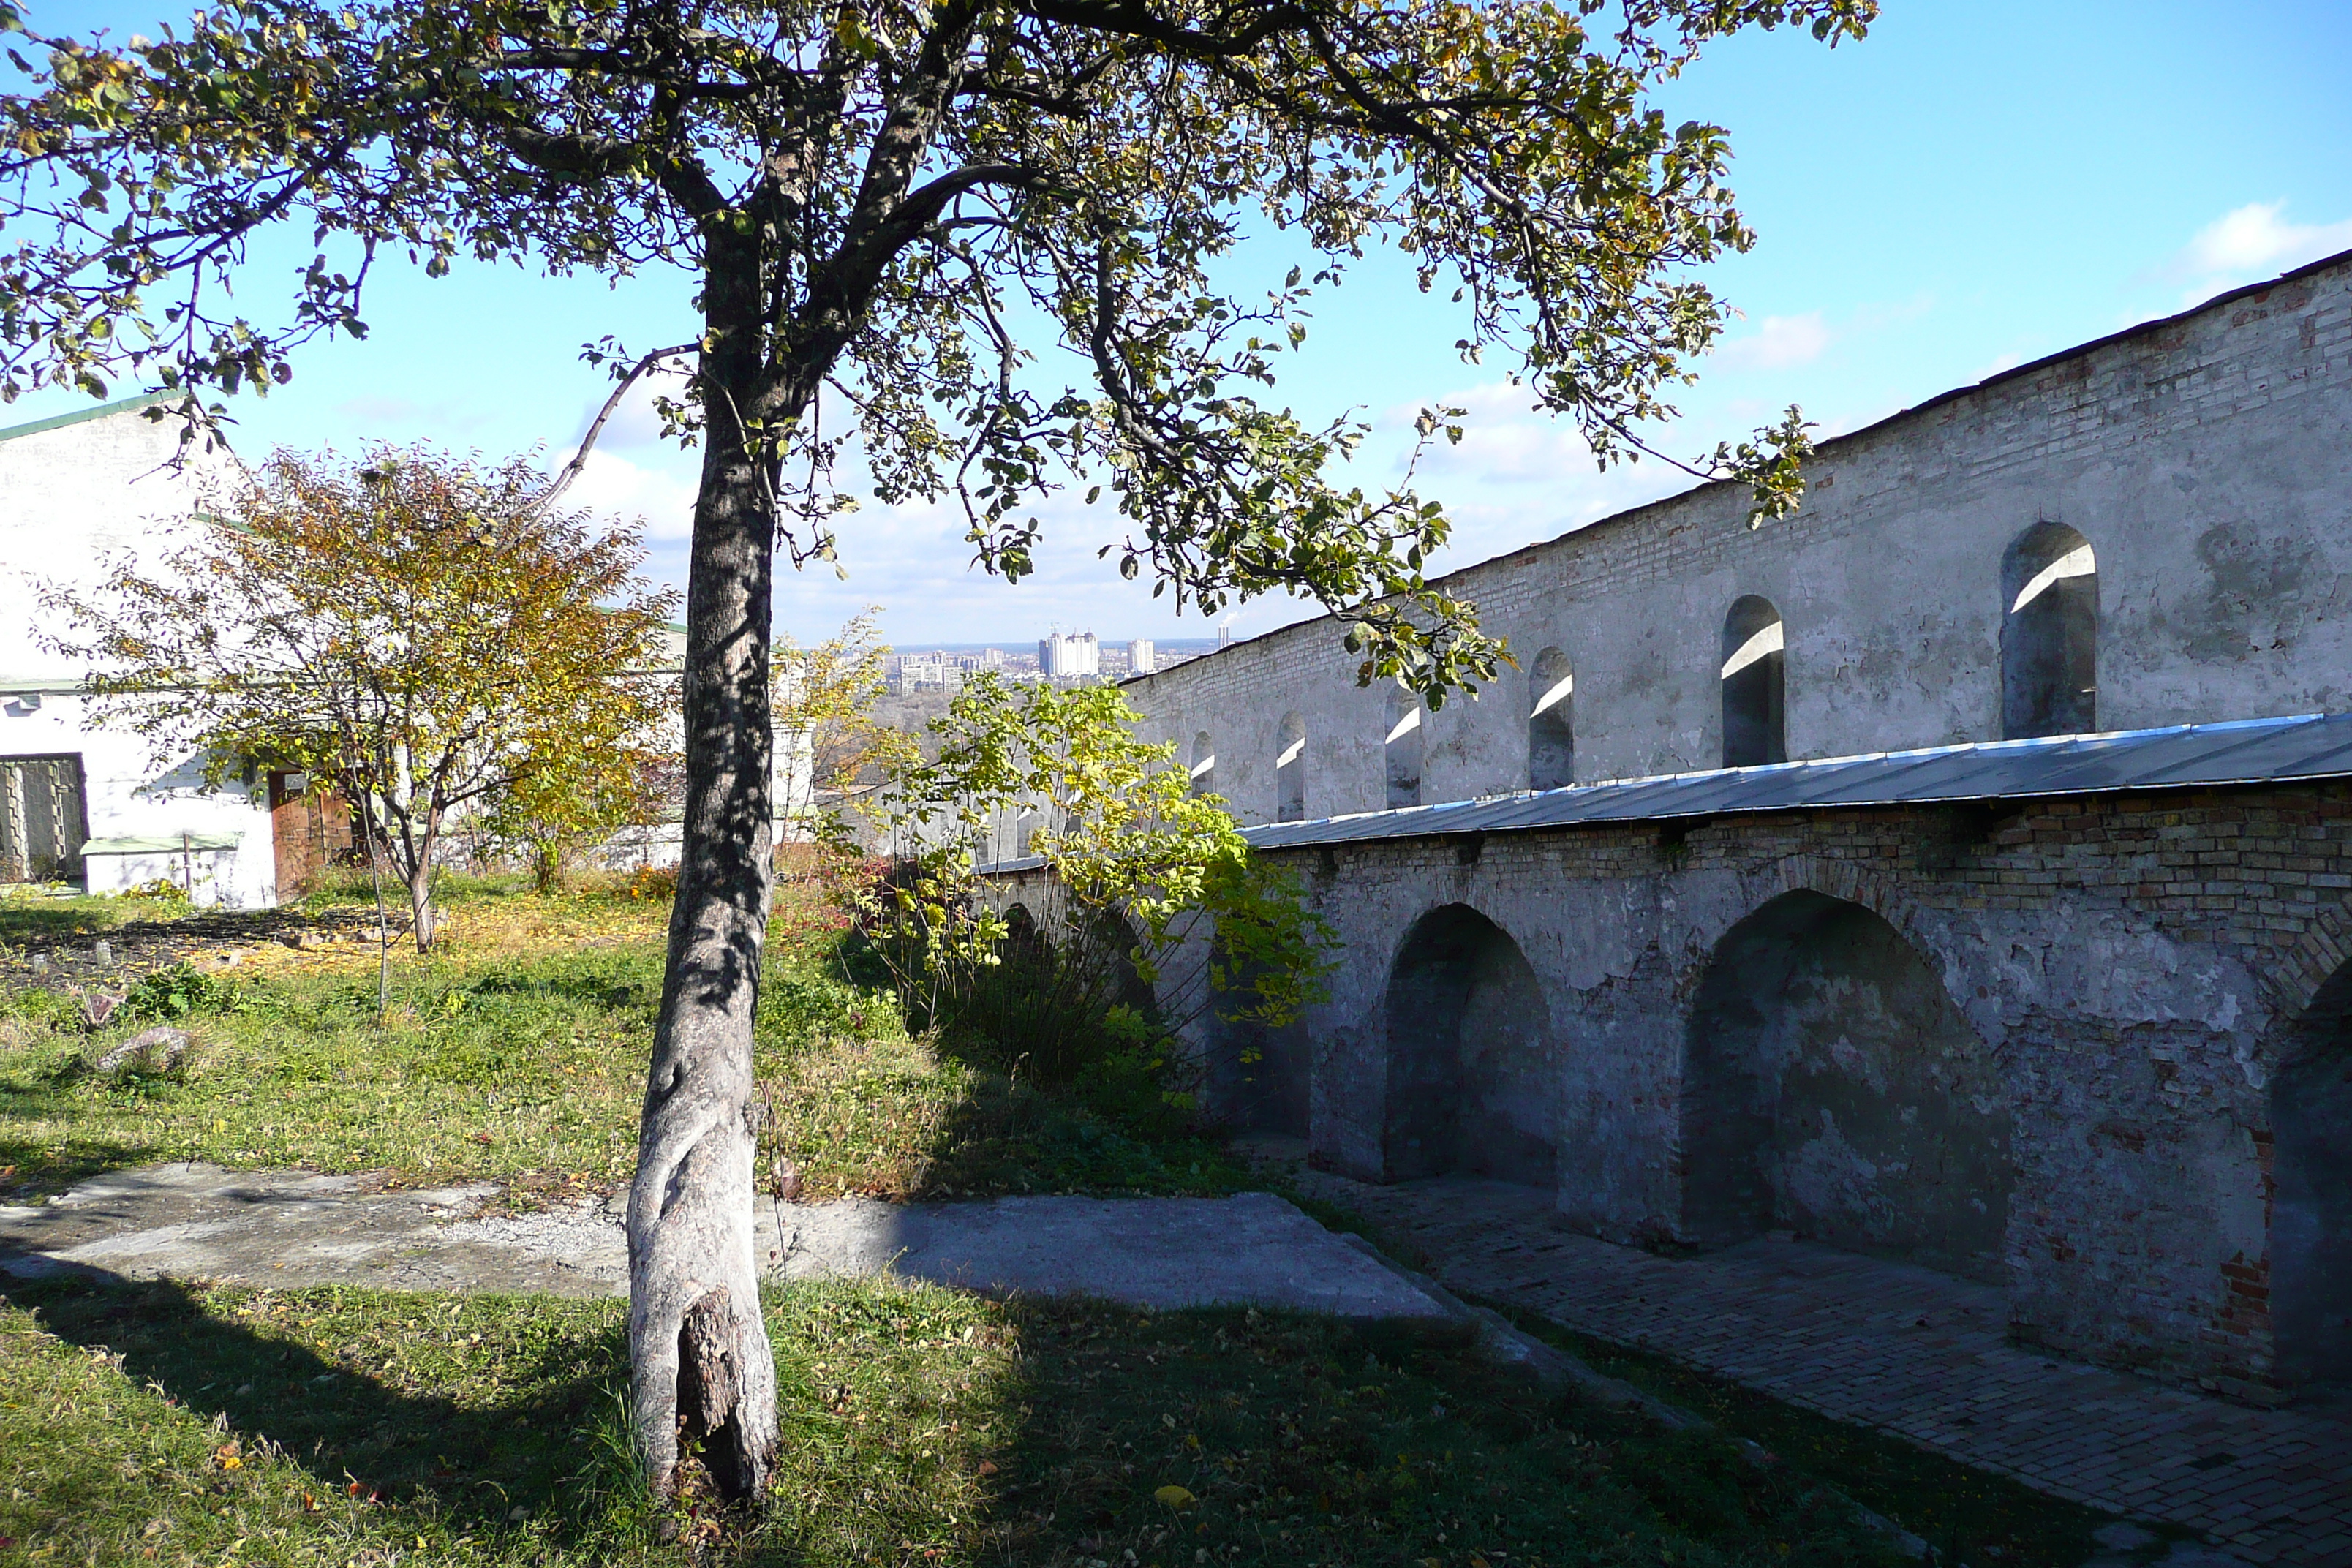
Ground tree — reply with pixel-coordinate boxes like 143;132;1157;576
774;606;921;835
864;673;1334;1087
45;445;676;948
492;714;679;894
0;0;1874;1496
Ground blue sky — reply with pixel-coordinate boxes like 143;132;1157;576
15;0;2352;648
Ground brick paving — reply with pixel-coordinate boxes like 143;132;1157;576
1289;1169;2352;1565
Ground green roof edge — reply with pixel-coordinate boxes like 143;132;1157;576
0;391;182;446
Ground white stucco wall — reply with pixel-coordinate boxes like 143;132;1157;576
0;396;276;907
1121;252;2352;829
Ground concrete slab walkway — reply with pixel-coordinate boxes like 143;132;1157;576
0;1161;1451;1320
1286;1166;2352;1566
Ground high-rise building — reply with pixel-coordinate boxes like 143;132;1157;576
1038;631;1101;678
1128;638;1155;676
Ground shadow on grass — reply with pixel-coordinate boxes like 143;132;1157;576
13;1270;1931;1567
12;1273;636;1553
859;1294;1911;1568
1280;1193;2114;1568
448;951;664;1014
0;1130;173;1193
0;902;353;951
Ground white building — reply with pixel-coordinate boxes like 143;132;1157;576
1037;630;1101;679
0;396;282;907
1128;638;1155;676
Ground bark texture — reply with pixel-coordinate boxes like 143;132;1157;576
627;229;783;1499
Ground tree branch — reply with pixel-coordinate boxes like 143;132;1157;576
535;342;701;514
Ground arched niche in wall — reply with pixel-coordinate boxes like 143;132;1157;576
1528;646;1575;791
1721;595;1787;768
1275;710;1307;823
2274;967;2352;1397
1383;903;1556;1184
1207;931;1310;1136
1681;889;2010;1282
1384;690;1422;810
1190;730;1216;798
2001;521;2097;739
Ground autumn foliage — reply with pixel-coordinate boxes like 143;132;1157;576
47;443;678;949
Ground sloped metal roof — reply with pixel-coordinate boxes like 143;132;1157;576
1237;712;2352;852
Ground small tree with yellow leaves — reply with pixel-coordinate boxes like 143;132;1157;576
46;445;678;949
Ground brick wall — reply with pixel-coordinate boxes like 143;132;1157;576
1187;779;2352;1403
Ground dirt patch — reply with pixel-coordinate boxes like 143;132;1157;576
0;906;401;993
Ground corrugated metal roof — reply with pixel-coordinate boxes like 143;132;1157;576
1235;712;2352;853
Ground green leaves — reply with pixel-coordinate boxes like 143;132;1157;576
0;0;1873;708
859;674;1336;1062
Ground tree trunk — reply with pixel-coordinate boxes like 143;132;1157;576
627;230;783;1501
404;814;440;954
407;858;436;953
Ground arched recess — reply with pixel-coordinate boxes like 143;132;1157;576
2002;521;2097;739
1275;711;1308;822
1682;889;2011;1281
1190;731;1217;798
2275;968;2352;1395
1383;904;1555;1185
1721;596;1787;768
1528;647;1575;791
1207;934;1310;1135
1003;900;1044;959
1384;690;1423;809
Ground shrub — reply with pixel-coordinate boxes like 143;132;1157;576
857;677;1333;1103
120;962;238;1025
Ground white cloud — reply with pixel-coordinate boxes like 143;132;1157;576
2163;201;2352;301
557;445;700;542
1709;312;1833;373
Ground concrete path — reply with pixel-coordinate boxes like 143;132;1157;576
0;1161;1451;1320
1287;1166;2352;1566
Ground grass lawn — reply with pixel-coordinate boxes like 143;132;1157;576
0;878;2108;1565
0;878;1241;1202
3;1273;1909;1567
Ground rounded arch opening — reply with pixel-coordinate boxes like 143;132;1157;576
1207;931;1310;1135
1682;890;2010;1281
1275;710;1307;822
1384;690;1423;810
2275;970;2352;1396
2002;521;2097;739
1720;596;1786;768
1383;903;1555;1185
1190;731;1216;797
1529;646;1575;791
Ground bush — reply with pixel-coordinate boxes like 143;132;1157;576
120;962;238;1025
619;864;676;902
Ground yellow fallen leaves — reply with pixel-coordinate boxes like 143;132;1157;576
1153;1485;1194;1509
